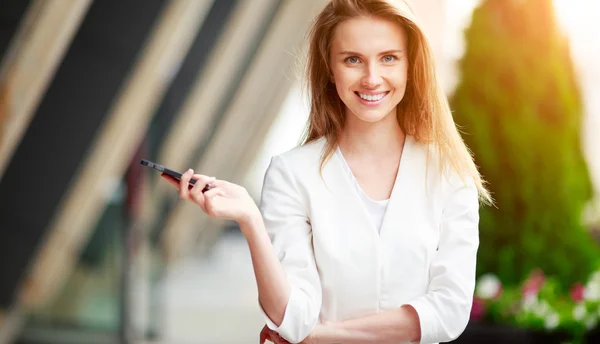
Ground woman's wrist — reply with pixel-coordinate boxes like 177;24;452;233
310;322;338;344
238;207;264;236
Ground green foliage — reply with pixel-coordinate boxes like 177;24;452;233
477;270;600;342
450;0;599;289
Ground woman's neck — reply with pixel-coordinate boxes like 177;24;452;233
338;110;405;158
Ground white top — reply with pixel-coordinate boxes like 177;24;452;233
258;136;480;344
335;147;389;233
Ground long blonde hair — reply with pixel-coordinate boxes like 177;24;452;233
300;0;493;205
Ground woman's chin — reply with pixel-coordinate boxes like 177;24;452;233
351;110;395;124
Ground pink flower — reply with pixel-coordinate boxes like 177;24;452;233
522;269;545;297
570;282;585;303
470;297;486;321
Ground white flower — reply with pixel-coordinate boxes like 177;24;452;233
534;300;551;318
545;312;560;330
584;281;600;302
589;270;600;284
476;274;502;299
573;304;587;321
585;315;598;330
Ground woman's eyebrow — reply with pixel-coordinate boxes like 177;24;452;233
338;50;362;56
380;49;404;55
338;49;404;56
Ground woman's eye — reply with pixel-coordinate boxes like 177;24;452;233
345;56;360;64
383;55;396;63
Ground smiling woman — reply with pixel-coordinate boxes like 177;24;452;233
327;15;409;201
330;16;408;124
162;1;491;343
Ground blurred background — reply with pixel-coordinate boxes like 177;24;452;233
0;0;599;343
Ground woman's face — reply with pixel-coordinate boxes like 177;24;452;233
329;16;409;124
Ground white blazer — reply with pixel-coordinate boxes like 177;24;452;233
259;135;480;344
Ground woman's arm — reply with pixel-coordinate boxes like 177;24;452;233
311;305;420;344
164;169;293;326
312;180;479;344
162;156;322;344
241;214;291;327
405;181;480;343
254;155;323;343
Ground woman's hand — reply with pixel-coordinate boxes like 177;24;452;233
260;325;290;344
258;325;318;344
161;168;261;228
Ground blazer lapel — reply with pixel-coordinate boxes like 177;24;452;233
321;148;375;236
378;135;416;238
320;135;416;238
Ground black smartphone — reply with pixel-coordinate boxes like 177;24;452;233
140;159;213;192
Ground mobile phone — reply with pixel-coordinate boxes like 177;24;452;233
140;159;213;192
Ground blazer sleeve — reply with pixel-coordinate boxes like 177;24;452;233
406;177;480;344
258;155;322;343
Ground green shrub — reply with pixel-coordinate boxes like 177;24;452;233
450;0;599;289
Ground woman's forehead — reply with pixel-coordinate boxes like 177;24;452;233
331;17;407;53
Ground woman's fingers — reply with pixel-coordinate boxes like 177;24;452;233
259;325;288;344
192;174;216;192
259;325;269;344
179;169;194;199
189;174;216;206
160;169;219;214
203;187;221;203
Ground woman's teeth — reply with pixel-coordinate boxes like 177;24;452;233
358;92;386;101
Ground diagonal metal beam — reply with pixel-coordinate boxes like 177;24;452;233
16;0;215;311
0;0;92;181
161;0;325;261
0;306;23;344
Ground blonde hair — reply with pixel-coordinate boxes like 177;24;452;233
300;0;493;205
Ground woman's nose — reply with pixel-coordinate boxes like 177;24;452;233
361;63;382;89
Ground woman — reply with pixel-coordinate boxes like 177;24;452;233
162;0;492;343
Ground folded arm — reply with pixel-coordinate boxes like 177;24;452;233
313;180;480;344
257;155;322;343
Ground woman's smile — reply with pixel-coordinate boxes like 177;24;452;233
355;91;390;106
